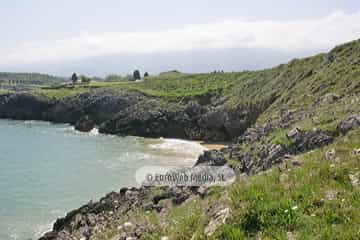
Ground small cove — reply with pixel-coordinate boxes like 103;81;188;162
0;119;206;240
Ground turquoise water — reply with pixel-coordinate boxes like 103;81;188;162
0;120;204;240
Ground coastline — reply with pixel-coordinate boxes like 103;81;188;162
0;119;209;240
0;39;358;239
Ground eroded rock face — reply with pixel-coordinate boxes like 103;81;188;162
0;93;54;120
98;97;264;141
46;91;144;124
99;100;191;139
0;91;270;142
338;114;360;134
195;150;227;166
197;105;265;141
228;126;336;174
286;128;334;153
205;207;231;236
39;186;202;240
75;116;95;132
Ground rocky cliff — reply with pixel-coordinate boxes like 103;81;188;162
0;90;265;141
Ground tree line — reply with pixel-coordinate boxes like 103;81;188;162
104;70;149;82
70;70;149;84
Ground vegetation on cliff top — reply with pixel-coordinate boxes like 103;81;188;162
35;39;360;133
36;39;359;100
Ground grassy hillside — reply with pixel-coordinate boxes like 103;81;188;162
93;129;360;240
215;130;360;239
36;39;360;131
32;39;360;240
36;40;358;98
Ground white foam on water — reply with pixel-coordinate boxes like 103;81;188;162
60;126;101;137
59;125;75;133
24;120;51;125
23;120;37;125
89;128;99;136
7;226;18;240
9;233;18;240
139;153;157;161
149;138;206;158
33;221;55;239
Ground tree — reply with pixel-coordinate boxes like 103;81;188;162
144;72;149;78
80;75;91;84
133;70;141;80
71;73;78;84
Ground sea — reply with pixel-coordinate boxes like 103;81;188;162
0;119;205;240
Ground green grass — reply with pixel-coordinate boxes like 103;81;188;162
135;130;359;239
0;89;11;95
269;129;295;147
214;129;360;239
34;88;89;99
164;200;208;239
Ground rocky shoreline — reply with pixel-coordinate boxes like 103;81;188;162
1;90;359;240
37;113;359;240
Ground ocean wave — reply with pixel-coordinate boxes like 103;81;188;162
6;225;19;240
33;221;54;239
60;126;101;137
9;233;18;240
149;138;206;157
24;120;51;125
89;128;99;136
59;125;75;133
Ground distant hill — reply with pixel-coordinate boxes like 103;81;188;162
0;72;65;85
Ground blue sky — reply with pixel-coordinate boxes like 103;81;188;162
1;0;360;77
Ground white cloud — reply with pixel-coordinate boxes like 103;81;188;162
1;10;360;65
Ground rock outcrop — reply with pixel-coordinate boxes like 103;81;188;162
39;186;201;240
195;150;227;166
0;93;54;120
338;114;360;134
75;116;95;132
286;128;334;153
227;126;336;174
0;90;264;141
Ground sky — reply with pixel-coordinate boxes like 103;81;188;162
0;0;360;77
